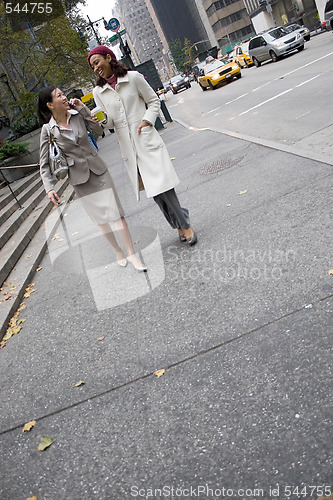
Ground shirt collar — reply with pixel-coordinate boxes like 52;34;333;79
49;109;78;128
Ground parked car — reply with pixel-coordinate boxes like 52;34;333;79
248;27;304;67
284;23;310;41
192;61;207;82
230;42;253;68
169;74;191;94
323;0;333;30
198;58;241;90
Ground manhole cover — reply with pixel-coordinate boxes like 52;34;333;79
199;155;244;175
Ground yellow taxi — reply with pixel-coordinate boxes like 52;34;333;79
198;58;241;90
230;42;253;68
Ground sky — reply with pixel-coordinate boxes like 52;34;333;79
78;0;123;55
79;0;117;35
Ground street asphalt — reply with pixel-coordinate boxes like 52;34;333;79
0;120;332;500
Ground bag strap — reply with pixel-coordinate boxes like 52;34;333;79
45;124;55;144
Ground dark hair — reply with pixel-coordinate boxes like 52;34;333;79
37;86;56;124
96;57;128;87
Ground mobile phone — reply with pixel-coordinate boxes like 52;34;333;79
68;102;76;109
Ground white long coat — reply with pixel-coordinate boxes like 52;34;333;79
93;71;179;200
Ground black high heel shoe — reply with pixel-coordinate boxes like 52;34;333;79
186;231;198;246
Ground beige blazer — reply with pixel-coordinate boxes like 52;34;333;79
39;105;105;193
93;71;179;200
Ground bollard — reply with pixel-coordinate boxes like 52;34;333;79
160;100;173;123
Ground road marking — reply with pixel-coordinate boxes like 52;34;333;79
295;73;322;87
251;52;333;93
202;93;249;116
295;111;311;119
239;88;293;115
225;93;249;105
237;73;323;116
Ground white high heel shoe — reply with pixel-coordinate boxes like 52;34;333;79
127;254;147;272
117;258;128;267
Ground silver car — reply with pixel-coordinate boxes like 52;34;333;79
248;27;304;67
284;23;311;41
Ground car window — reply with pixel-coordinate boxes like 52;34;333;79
268;27;288;39
259;36;266;46
204;60;226;74
250;37;260;49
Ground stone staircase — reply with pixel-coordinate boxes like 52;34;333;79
0;169;74;339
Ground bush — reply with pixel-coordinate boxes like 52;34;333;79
0;141;30;162
12;114;40;136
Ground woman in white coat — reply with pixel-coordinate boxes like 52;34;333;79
88;46;197;246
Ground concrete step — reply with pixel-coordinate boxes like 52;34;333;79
0;181;46;251
0;175;43;228
0;183;75;338
0;170;40;211
0;177;71;285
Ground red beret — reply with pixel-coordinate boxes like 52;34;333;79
87;46;117;67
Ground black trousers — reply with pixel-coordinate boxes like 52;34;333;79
153;188;190;229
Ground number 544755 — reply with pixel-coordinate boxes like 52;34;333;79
5;3;53;14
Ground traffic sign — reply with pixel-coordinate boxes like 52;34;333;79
108;17;120;32
109;30;126;43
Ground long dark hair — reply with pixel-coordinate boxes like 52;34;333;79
96;57;128;87
37;86;56;124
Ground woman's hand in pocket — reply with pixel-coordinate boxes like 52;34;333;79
137;120;151;135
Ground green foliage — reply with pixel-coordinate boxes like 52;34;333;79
183;38;195;69
169;39;186;72
0;141;30;162
0;0;95;136
170;38;194;72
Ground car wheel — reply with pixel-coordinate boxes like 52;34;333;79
253;57;261;67
199;83;207;91
208;80;215;90
269;50;278;62
187;83;191;88
297;45;304;51
305;36;310;41
172;90;177;94
236;72;242;79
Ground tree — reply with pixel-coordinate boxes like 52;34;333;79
0;0;95;135
183;38;195;70
169;39;186;73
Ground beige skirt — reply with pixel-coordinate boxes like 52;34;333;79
74;170;125;225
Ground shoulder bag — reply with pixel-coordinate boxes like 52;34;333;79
45;125;69;180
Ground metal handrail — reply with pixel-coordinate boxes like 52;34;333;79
0;164;39;209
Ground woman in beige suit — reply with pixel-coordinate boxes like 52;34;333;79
38;86;146;271
88;46;197;246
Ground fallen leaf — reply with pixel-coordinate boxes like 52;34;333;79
23;420;36;433
238;190;248;195
38;436;55;451
226;204;231;207
329;269;333;276
4;295;12;301
18;303;27;311
25;255;32;259
72;232;79;236
170;157;176;160
36;267;43;272
24;283;36;298
154;369;165;378
26;496;38;500
58;238;64;242
52;233;60;240
98;336;105;341
73;381;85;387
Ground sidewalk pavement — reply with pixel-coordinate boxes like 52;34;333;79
0;121;332;500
